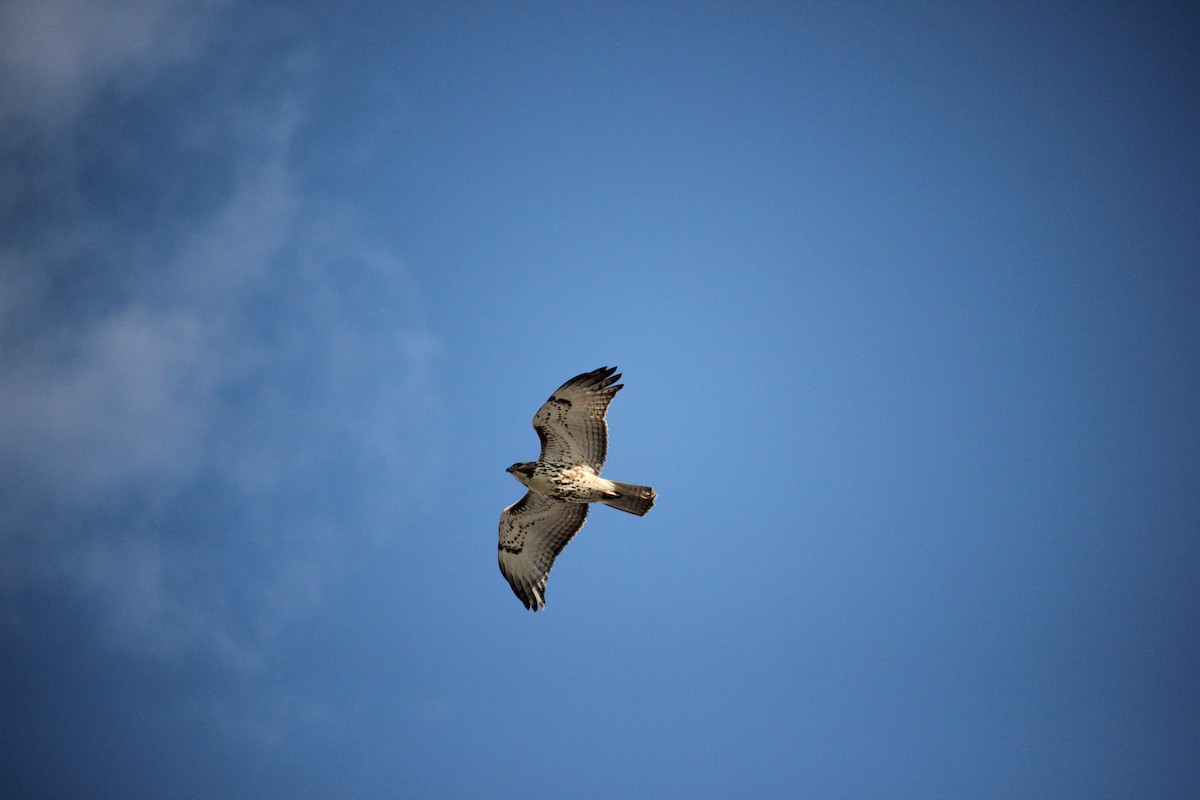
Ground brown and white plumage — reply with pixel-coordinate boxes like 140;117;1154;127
497;492;588;611
498;366;656;611
531;364;622;471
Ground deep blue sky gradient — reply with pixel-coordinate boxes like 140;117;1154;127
2;3;1198;798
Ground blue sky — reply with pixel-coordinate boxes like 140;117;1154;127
2;2;1198;797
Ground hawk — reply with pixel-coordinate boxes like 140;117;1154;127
498;366;656;611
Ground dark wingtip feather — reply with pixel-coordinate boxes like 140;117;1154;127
555;365;623;396
589;365;621;391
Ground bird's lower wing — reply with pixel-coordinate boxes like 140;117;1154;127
498;492;589;611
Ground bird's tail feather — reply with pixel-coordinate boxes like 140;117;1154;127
602;482;657;516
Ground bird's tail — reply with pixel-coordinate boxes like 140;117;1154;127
602;482;657;516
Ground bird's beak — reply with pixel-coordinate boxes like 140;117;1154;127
505;466;514;473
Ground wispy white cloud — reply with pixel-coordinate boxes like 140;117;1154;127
0;0;231;128
0;0;443;722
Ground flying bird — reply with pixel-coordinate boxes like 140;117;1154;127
498;366;656;611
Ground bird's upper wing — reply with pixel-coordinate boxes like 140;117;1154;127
498;491;589;611
532;366;622;472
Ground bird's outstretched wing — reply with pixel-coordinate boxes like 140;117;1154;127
498;491;589;611
532;365;622;472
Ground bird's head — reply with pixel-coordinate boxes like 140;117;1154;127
506;462;535;486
